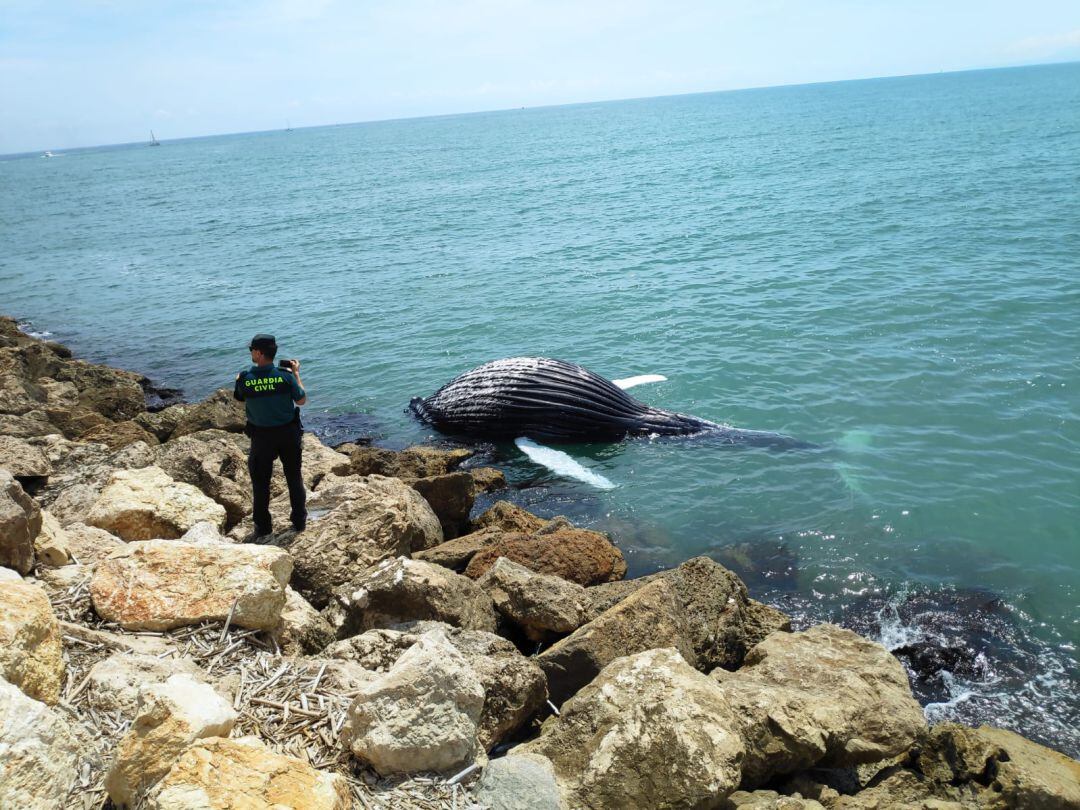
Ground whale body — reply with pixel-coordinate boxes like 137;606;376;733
409;357;808;448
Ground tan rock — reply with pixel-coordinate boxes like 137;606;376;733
169;388;246;438
588;556;793;672
273;585;335;656
105;674;237;807
537;577;696;704
469;466;507;494
472;500;547;534
329;621;547;751
0;578;64;704
712;624;927;786
0;468;41;574
90;539;291;631
343;628;485;775
414;526;505;571
53;358;147;421
520;647;745;810
80;419;160;449
134;404;191;442
477;556;594;640
35;439;156;526
85;465;227;540
727;790;828;809
86;652;216;721
0;434;52;478
917;723;1080;810
0;410;60;438
337;444;473;479
154;429;252;528
284;475;443;607
0;676;82;809
325;556;498;638
411;470;476;539
149;735;351;810
465;527;627;586
64;521;126;566
33;509;71;567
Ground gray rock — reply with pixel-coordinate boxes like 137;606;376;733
473;753;566;810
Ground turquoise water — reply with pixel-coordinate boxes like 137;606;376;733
2;63;1078;754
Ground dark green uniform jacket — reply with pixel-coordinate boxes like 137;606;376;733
233;364;305;427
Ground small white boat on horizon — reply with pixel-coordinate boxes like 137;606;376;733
42;150;60;158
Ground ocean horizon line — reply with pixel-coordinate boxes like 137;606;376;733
5;57;1077;159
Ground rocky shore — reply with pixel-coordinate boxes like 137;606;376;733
1;314;1077;810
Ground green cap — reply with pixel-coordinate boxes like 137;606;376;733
249;333;277;351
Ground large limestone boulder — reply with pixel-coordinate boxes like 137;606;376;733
154;429;251;527
0;468;41;574
711;624;927;786
587;556;792;672
411;470;476;539
538;577;696;704
52;358;147;421
283;475;442;607
273;585;335;656
342;628;485;775
169;388;246;438
520;648;745;810
148;735;351;810
0;435;52;479
913;723;1080;810
85;465;227;540
0;677;82;809
86;653;216;721
105;674;237;808
0;578;64;704
90;539;292;631
35;439;156;526
465;527;627;585
325;556;498;638
477;556;594;640
329;621;547;751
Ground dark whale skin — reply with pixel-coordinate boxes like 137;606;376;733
409;357;811;447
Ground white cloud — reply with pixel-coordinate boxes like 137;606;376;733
1006;28;1080;57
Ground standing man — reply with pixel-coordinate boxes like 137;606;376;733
233;334;307;538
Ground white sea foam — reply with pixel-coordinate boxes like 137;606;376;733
515;437;616;490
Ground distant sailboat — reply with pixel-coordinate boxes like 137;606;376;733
285;120;293;132
149;130;160;147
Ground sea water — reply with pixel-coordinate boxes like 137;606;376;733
2;63;1078;754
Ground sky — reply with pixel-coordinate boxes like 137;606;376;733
1;0;1078;154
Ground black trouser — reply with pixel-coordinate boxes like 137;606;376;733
248;421;306;535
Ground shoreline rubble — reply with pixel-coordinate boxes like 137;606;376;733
0;313;1077;810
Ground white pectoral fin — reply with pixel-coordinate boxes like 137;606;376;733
515;437;616;490
611;374;667;390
